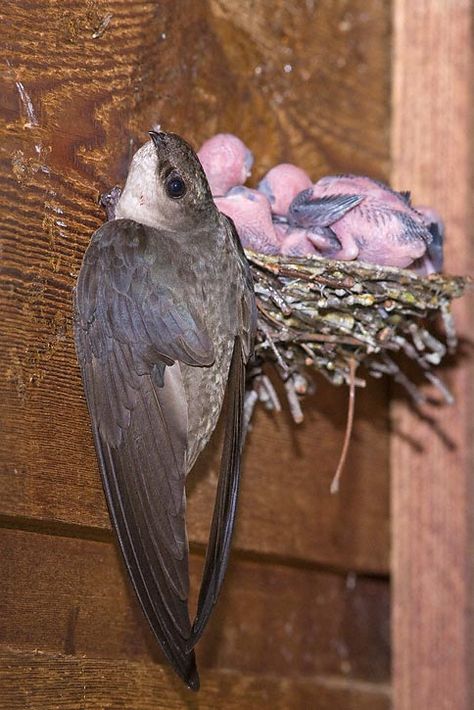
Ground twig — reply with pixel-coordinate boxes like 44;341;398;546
244;250;467;425
284;376;304;424
330;359;357;494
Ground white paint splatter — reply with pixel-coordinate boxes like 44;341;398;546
15;80;39;128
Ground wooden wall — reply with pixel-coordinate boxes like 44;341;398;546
2;1;392;708
391;2;474;709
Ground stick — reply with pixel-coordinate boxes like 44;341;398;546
330;359;357;494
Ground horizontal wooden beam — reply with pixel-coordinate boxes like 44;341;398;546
0;647;391;710
0;527;389;683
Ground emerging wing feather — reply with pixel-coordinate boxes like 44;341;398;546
289;190;364;228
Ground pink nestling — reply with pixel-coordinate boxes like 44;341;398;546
214;186;282;254
285;174;435;269
258;163;313;217
197;133;254;196
411;205;444;274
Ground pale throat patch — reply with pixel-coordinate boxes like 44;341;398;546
114;141;162;229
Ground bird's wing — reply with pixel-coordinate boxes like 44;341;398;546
74;219;214;690
394;210;433;245
425;221;444;271
398;190;412;205
188;217;255;647
189;336;245;646
226;214;257;360
289;190;364;228
358;205;432;246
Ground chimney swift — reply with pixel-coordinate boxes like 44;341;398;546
197;133;254;197
73;131;256;690
214;186;282;254
286;174;433;268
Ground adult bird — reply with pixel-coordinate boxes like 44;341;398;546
74;131;255;690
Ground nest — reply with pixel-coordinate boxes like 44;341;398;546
245;250;469;426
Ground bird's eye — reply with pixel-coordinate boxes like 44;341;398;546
165;174;186;199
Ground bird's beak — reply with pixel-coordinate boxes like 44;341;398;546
149;130;165;149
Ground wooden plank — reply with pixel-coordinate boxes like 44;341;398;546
0;648;391;710
0;527;390;682
189;378;390;572
208;0;392;178
391;1;474;708
0;0;391;572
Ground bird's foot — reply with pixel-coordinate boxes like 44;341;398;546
99;185;122;221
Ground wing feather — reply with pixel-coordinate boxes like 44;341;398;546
189;336;246;647
289;190;365;228
74;219;215;690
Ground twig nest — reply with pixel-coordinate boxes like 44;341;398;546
247;250;468;411
196;133;468;419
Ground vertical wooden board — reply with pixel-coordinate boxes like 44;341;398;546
189;379;391;572
391;1;474;708
207;0;392;178
0;0;392;571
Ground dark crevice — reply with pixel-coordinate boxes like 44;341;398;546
0;513;113;544
0;512;390;582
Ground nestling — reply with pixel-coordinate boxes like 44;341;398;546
197;133;254;196
258;162;312;217
214;186;282;254
286;174;434;268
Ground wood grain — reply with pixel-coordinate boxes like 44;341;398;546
0;527;390;682
391;1;474;708
208;0;391;178
0;2;393;704
0;0;392;573
0;647;391;710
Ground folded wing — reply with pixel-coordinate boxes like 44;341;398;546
74;219;214;690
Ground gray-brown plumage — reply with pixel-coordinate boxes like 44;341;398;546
73;131;255;690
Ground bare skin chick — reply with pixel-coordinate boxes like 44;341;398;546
288;174;433;268
280;228;319;257
197;133;254;196
258;163;312;217
215;186;282;254
412;205;445;274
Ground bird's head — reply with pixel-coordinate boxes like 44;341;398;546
115;131;218;231
197;133;253;196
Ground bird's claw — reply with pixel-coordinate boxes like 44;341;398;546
99;185;122;221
